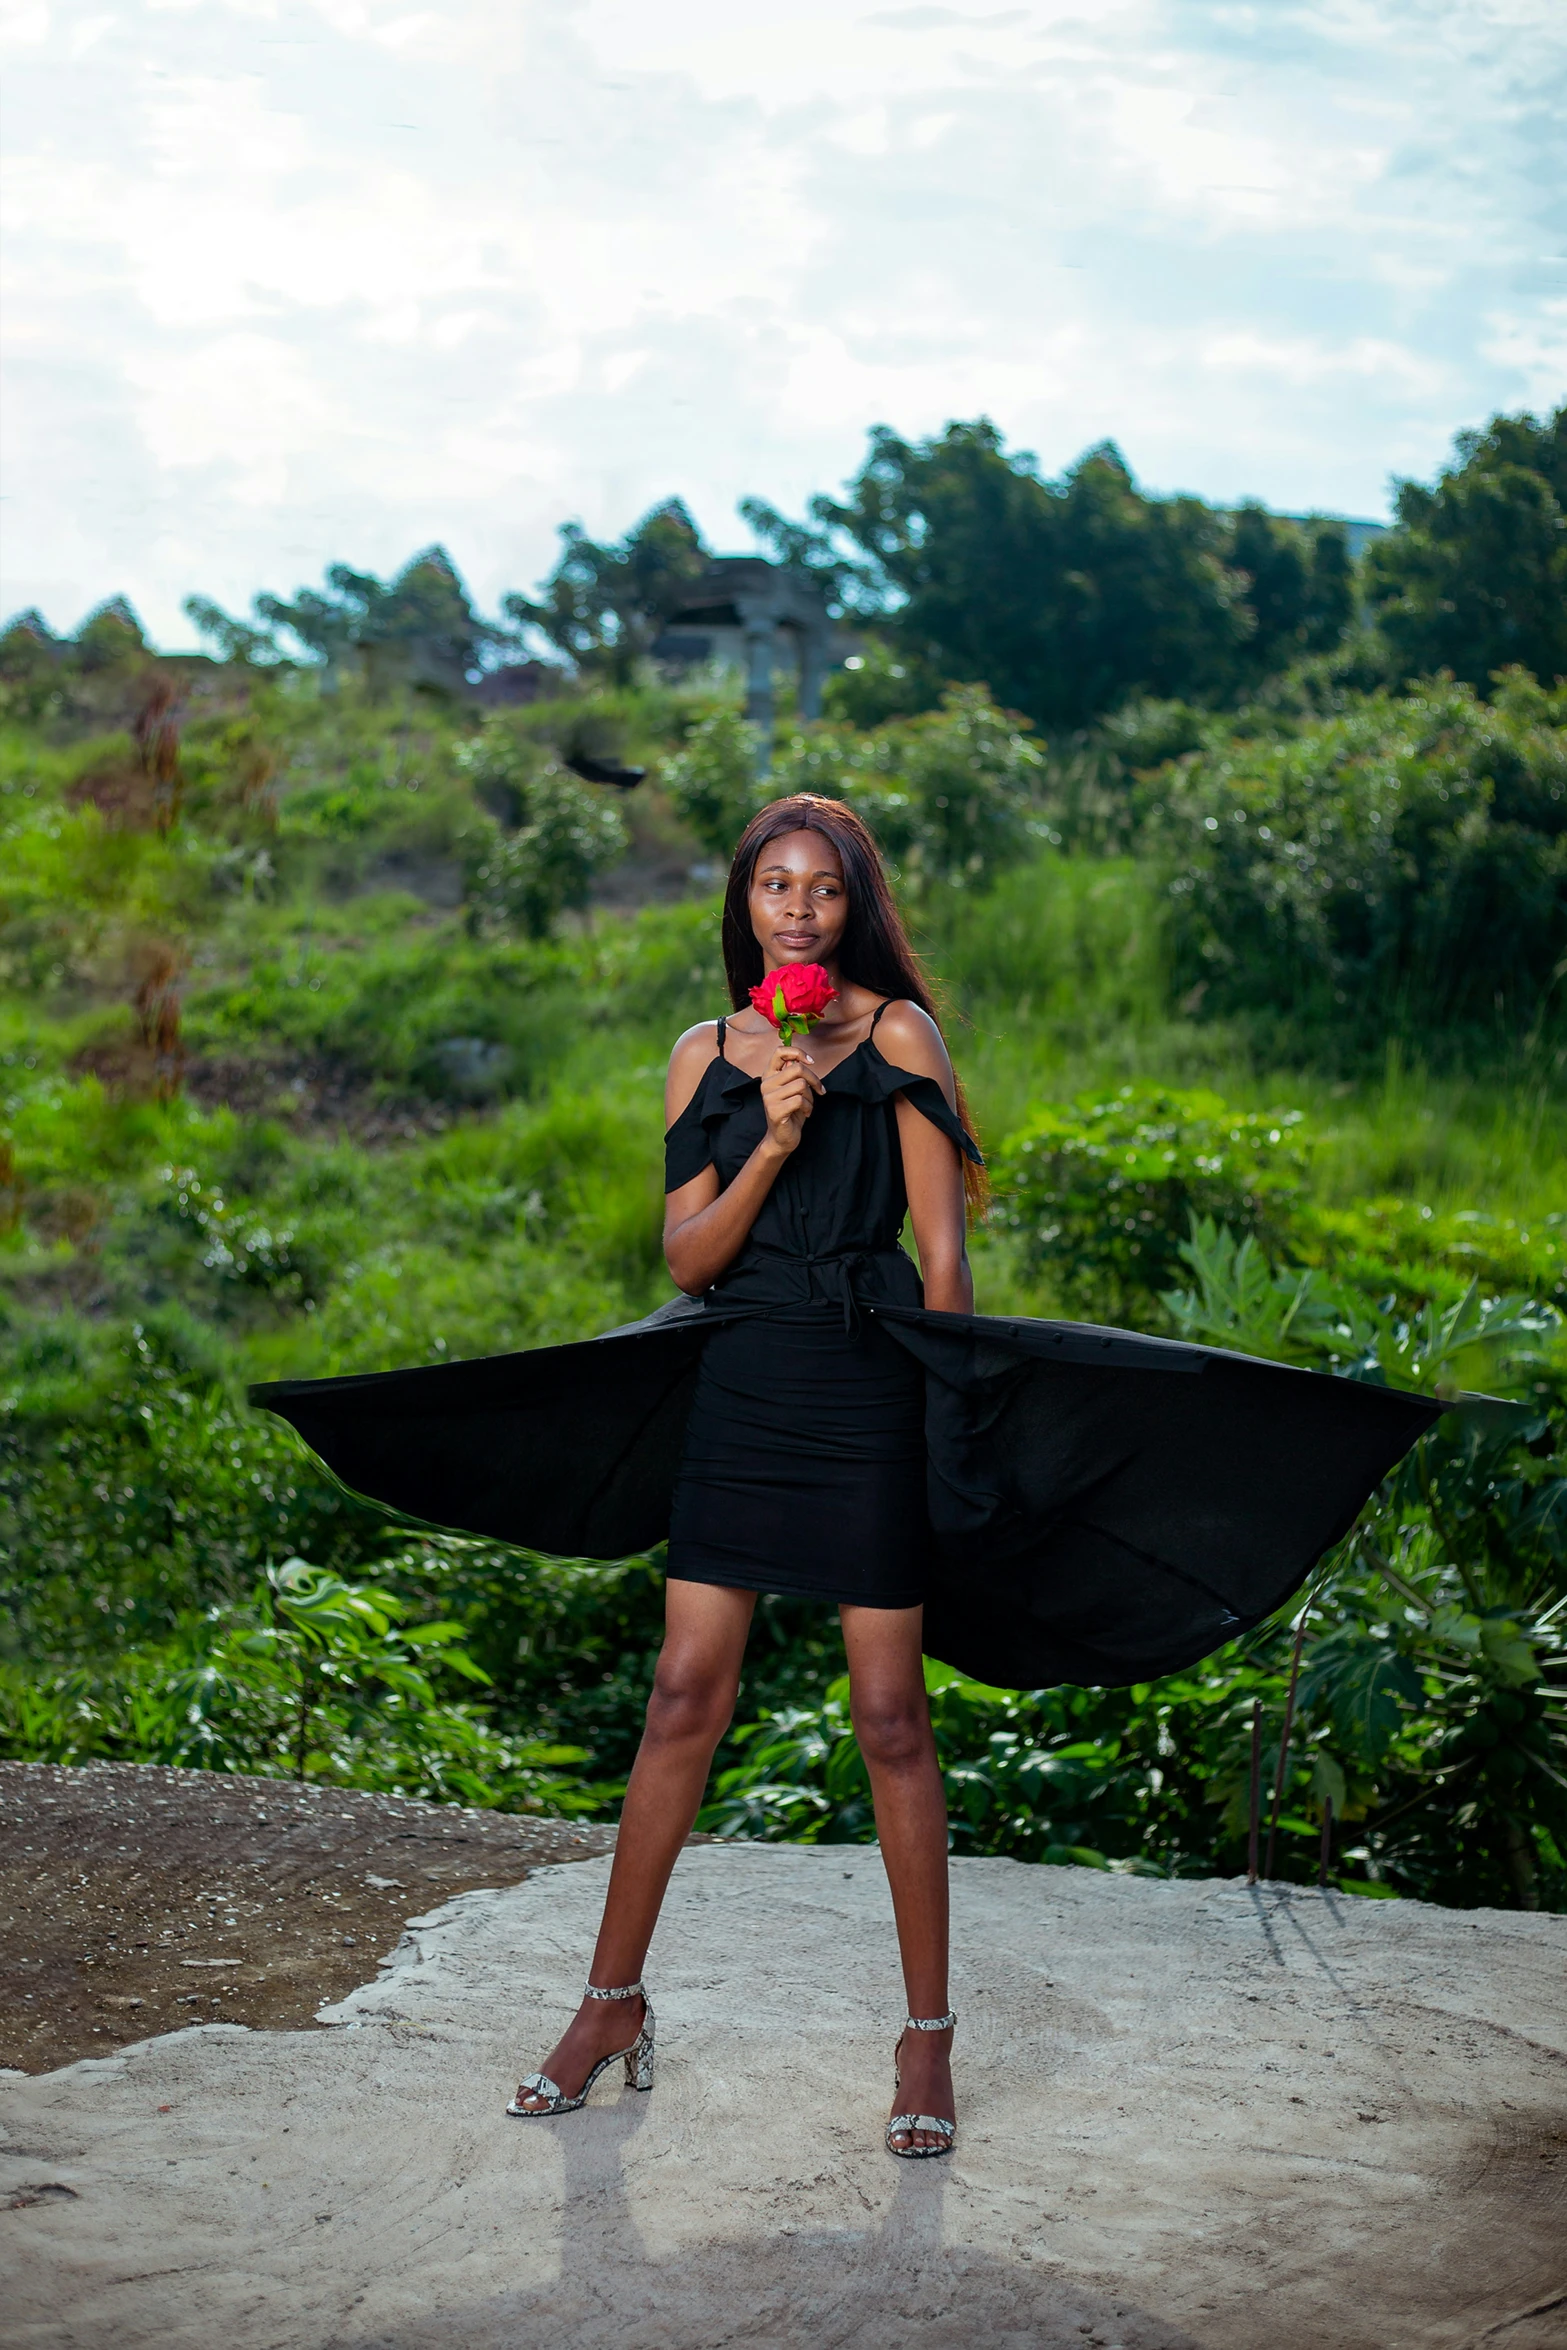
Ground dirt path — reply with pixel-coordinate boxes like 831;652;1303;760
4;1842;1564;2349
0;1761;615;2072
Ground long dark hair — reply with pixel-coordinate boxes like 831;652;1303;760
721;793;987;1210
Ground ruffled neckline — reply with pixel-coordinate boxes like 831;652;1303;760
674;1036;982;1164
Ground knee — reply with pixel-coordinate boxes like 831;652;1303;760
852;1696;932;1771
644;1659;735;1750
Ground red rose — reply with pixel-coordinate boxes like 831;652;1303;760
749;962;837;1042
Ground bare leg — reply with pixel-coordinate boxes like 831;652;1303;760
512;1579;755;2109
840;1601;953;2154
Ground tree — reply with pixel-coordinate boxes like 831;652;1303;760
181;598;284;670
509;500;710;682
1224;505;1354;683
737;495;879;617
811;422;1316;727
755;422;1357;727
1365;408;1567;690
188;548;512;695
72;597;149;674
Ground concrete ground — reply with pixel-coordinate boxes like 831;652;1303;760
3;1845;1564;2350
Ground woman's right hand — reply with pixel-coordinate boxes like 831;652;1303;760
761;1044;823;1157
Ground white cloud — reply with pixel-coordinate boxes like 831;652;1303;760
0;0;1562;641
1483;300;1567;409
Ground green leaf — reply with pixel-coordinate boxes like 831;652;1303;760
1312;1751;1348;1815
1299;1629;1422;1764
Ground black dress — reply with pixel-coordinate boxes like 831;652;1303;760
665;1004;966;1608
250;1011;1440;1690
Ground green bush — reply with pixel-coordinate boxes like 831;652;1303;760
664;688;1048;895
461;772;628;941
771;688;1048;893
1144;671;1567;1057
0;1312;381;1660
701;1661;1243;1869
875;687;1049;891
1293;1198;1567;1315
661;707;761;858
0;1556;607;1812
1161;1219;1567;1907
989;1083;1311;1320
819;640;941;728
457;716;629;939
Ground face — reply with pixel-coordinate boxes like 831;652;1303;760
748;828;848;971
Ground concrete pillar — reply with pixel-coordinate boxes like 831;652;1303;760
744;618;775;772
797;618;831;721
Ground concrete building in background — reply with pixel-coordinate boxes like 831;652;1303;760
649;557;839;735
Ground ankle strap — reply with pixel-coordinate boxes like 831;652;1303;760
584;1980;645;2001
905;2010;956;2031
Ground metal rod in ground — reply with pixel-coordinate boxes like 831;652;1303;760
1247;1699;1262;1885
1265;1598;1314;1881
1318;1793;1334;1888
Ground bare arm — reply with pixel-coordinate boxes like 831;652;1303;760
662;1025;825;1295
876;1002;974;1316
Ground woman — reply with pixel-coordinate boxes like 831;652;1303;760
509;794;983;2155
252;795;1438;2159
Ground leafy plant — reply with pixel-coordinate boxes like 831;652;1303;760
252;1555;489;1779
703;1656;1302;1877
461;768;628;940
0;1554;608;1810
990;1085;1311;1320
705;1224;1567;1909
1161;1214;1558;1390
1164;1218;1566;1906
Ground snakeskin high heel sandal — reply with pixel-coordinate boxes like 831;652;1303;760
506;1980;655;2118
885;2009;956;2159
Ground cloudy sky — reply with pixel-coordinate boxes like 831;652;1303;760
3;0;1563;645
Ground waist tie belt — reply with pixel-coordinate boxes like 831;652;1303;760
705;1245;908;1332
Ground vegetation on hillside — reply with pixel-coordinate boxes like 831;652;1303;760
2;405;1564;1909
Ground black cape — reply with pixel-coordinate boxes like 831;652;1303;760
250;1287;1439;1690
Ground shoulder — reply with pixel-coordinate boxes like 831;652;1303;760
665;1020;721;1123
873;999;952;1081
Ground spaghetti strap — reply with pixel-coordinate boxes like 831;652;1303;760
716;1016;727;1058
869;999;894;1030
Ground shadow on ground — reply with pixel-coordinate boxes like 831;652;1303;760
353;2095;1198;2350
